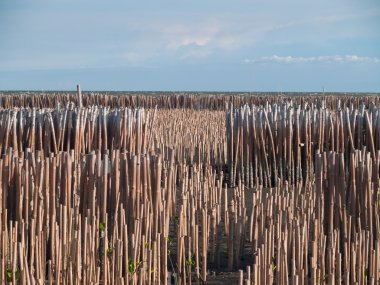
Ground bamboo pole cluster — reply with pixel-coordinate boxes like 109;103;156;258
1;92;380;109
0;148;178;284
0;106;155;157
236;148;380;284
227;100;380;187
151;109;226;166
0;93;379;284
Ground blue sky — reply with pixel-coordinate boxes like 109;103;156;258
0;0;379;92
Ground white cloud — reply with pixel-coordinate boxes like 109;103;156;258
161;21;245;59
163;22;221;52
166;36;212;50
244;55;380;64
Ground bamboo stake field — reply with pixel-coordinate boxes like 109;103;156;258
0;92;379;284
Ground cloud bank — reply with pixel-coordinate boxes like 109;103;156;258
244;55;380;64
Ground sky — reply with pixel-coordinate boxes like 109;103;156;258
0;0;379;92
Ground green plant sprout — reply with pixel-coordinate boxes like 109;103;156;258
166;235;173;245
6;268;21;282
99;222;106;232
186;253;196;268
106;247;113;257
144;241;153;250
270;256;277;272
6;269;13;282
127;260;142;276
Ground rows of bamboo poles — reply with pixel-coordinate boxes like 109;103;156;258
236;149;380;284
1;92;380;109
0;106;156;157
1;147;379;284
0;149;178;284
0;94;380;284
227;101;380;187
151;109;226;166
0;107;227;167
0;148;233;284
